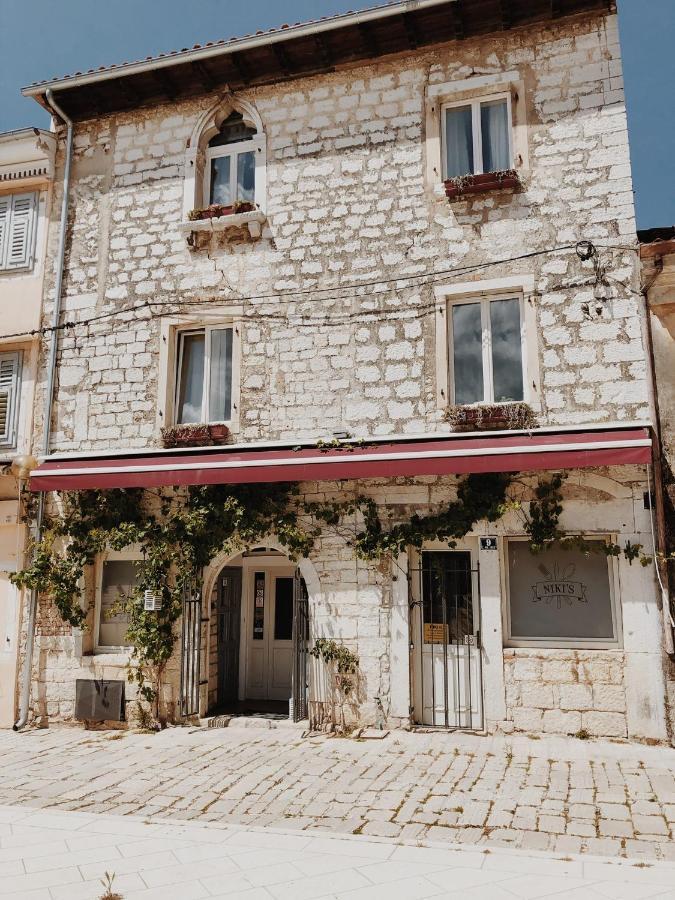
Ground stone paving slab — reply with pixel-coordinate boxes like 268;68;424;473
0;726;675;862
2;803;675;899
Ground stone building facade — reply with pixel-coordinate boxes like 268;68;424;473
16;0;672;741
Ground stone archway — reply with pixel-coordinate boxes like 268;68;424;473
199;542;320;718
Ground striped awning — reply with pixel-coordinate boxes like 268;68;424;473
29;426;653;492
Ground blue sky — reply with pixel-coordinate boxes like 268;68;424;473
0;0;671;228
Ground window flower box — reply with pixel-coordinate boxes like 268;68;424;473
179;202;266;240
446;402;536;432
161;423;230;449
444;169;520;200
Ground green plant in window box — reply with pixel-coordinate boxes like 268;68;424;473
161;423;221;448
445;402;536;433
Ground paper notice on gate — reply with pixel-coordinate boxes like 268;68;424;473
424;623;448;644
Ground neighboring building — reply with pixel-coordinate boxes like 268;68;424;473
640;226;675;734
0;128;55;727
16;0;672;740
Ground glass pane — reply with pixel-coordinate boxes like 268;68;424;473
208;328;233;422
444;105;474;178
422;552;473;644
507;541;614;641
236;151;256;203
490;298;524;402
208;111;257;147
177;333;205;424
253;572;265;641
481;100;510;172
452;303;484;404
210;156;232;205
274;578;294;641
99;560;134;648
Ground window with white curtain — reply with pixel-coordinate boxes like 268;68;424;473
205;112;258;208
175;326;233;424
448;295;525;405
442;95;512;179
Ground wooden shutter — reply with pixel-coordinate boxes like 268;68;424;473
0;197;9;269
0;352;22;447
5;193;36;269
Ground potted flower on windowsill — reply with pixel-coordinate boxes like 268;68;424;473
187;200;257;221
161;424;231;448
445;402;536;432
444;169;520;200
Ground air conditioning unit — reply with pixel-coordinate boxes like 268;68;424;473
144;589;163;612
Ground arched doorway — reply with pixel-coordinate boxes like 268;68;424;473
206;547;310;720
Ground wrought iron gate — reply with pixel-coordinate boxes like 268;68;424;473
291;571;309;722
180;579;202;718
409;551;484;730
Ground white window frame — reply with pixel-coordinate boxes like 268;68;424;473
94;548;141;654
502;535;623;650
0;350;23;449
441;92;514;180
203;135;263;209
175;324;236;425
0;192;38;273
446;293;527;406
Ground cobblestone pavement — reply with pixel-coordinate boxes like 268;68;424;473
1;724;675;863
3;803;675;900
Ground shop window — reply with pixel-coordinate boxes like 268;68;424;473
505;539;620;648
96;555;137;650
175;325;233;425
448;295;525;405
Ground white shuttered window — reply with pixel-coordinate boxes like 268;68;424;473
0;193;38;272
0;352;22;448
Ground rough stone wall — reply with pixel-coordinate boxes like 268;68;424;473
34;11;645;454
503;648;628;738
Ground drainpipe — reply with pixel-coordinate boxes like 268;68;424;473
14;90;73;730
640;256;674;657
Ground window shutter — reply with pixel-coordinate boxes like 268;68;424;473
0;352;21;447
0;197;9;269
6;193;36;270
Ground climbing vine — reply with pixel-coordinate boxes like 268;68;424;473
11;470;655;724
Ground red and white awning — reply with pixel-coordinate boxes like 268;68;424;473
29;426;652;493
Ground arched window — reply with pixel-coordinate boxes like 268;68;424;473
206;112;259;208
181;98;267;231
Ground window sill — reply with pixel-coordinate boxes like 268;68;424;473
85;650;133;664
178;209;266;240
444;170;520;200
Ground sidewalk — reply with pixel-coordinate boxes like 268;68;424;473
0;724;674;862
1;803;675;899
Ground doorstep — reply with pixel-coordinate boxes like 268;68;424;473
199;713;307;731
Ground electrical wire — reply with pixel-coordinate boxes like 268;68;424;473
0;240;631;343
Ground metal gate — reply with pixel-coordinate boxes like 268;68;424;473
180;579;202;718
409;550;484;730
291;571;309;722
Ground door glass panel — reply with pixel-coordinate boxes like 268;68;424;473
490;298;524;402
481;99;510;173
421;552;473;644
236;151;256;203
176;332;205;424
99;560;134;648
210;155;232;205
452;302;484;404
208;327;233;422
253;572;265;640
274;577;294;641
444;105;474;178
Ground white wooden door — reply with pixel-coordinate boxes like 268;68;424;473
244;568;295;701
411;548;483;729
